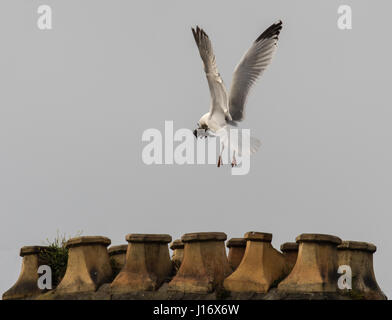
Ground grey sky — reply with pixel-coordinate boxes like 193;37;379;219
1;0;391;297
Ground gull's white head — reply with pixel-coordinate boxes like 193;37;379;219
193;113;210;138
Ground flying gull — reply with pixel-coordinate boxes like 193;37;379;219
191;20;283;167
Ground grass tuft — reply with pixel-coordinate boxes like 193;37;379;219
39;230;82;287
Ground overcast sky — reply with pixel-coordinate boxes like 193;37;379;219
1;0;391;298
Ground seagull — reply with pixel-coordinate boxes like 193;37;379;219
191;21;283;167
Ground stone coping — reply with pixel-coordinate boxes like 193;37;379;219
244;232;272;242
181;232;227;243
170;239;184;250
125;234;172;243
295;233;342;245
19;246;48;257
280;242;299;252
108;245;128;255
226;238;247;248
338;241;377;253
66;236;111;249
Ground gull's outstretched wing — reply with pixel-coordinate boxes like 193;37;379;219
228;21;282;122
192;26;231;121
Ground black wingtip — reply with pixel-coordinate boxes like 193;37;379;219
255;20;283;43
192;26;200;43
191;27;197;41
191;25;209;44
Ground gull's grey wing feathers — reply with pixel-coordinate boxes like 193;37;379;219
192;26;231;121
229;20;282;122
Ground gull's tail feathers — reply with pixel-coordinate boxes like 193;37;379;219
215;127;261;158
237;132;261;157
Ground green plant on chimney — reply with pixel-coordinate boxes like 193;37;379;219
39;230;82;287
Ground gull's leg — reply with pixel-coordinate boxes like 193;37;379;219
231;150;237;167
217;143;224;168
